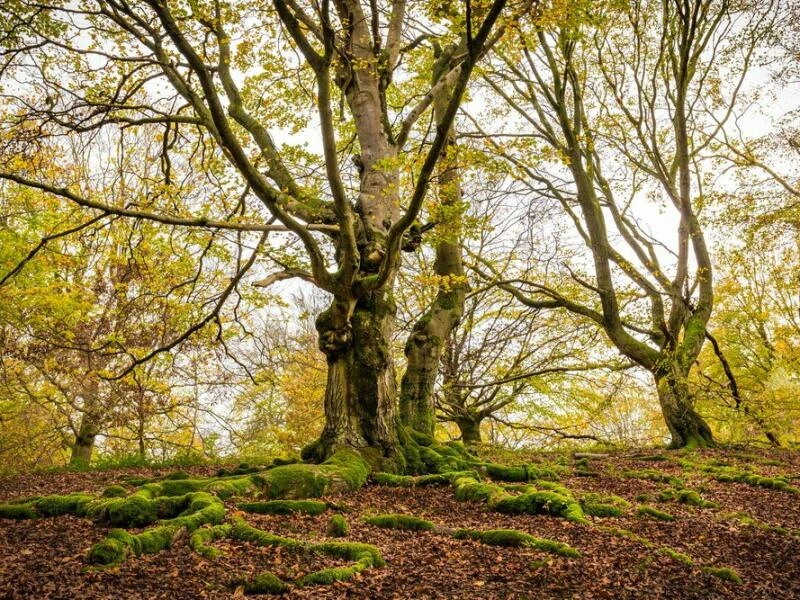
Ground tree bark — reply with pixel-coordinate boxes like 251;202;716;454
312;290;401;469
654;362;714;449
70;415;98;465
399;44;467;435
456;416;483;446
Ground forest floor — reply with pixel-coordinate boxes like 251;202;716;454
1;446;799;599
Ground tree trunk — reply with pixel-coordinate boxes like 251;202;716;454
654;363;714;449
311;289;401;470
399;43;466;436
70;415;98;465
456;417;483;447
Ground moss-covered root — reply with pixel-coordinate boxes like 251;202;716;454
482;462;565;482
229;518;385;587
371;470;478;487
636;505;676;522
244;572;288;595
191;524;233;560
327;514;349;537
450;475;587;524
298;542;385;587
657;488;716;508
88;492;226;565
363;513;434;531
238;500;327;516
260;449;369;499
453;528;580;558
702;566;743;584
580;493;631;518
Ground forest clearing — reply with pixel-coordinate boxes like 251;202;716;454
2;447;799;599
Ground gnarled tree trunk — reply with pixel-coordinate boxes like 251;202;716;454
456;416;483;446
655;364;714;449
311;290;401;470
70;414;99;465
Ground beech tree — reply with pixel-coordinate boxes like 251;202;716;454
0;0;514;469
474;0;776;447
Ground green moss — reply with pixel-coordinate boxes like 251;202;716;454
702;566;743;584
190;524;231;560
494;490;587;524
245;571;288;595
679;459;798;494
87;537;128;565
582;503;626;518
637;506;675;521
722;511;799;537
206;476;259;500
230;518;305;551
104;495;157;527
638;454;668;462
161;492;225;529
102;485;129;498
659;546;693;566
299;564;366;586
622;469;683;487
320;449;370;489
485;463;528;481
159;479;208;497
313;541;385;567
657;488;716;508
364;513;434;531
484;462;564;482
34;493;92;517
238;500;327;516
135;525;178;554
452;476;507;504
327;514;349;537
453;529;580;558
299;541;384;586
406;429;434;447
601;526;654;548
0;503;37;519
164;470;191;480
372;472;414;487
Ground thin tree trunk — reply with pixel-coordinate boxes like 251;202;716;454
400;44;467;435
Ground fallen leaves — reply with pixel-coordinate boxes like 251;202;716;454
0;449;798;598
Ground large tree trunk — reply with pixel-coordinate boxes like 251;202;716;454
311;289;401;470
70;415;98;465
456;416;482;447
399;44;466;436
654;362;714;449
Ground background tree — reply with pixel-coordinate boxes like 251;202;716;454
471;0;776;447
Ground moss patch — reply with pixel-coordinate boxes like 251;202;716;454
327;514;349;537
622;469;683;487
453;528;580;558
364;513;434;531
702;566;743;584
190;524;232;560
637;505;675;521
245;571;288;595
657;488;716;508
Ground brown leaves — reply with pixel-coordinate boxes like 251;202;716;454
1;450;799;598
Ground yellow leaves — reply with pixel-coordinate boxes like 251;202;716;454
416;273;468;292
